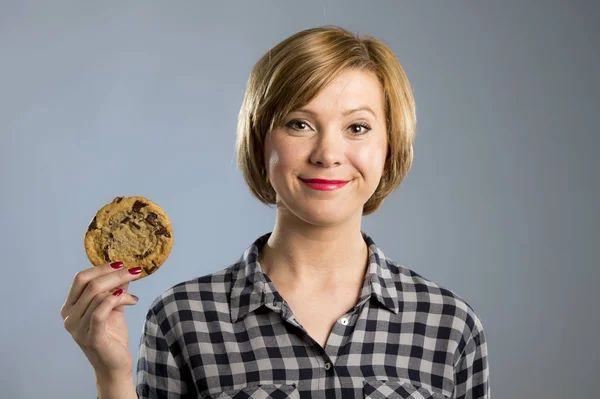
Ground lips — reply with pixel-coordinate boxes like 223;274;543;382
299;178;350;191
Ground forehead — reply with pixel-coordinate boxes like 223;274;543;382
297;69;385;118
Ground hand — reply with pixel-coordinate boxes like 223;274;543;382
61;262;142;381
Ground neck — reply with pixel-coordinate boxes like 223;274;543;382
258;209;369;292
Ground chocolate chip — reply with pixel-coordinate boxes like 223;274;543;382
144;249;152;258
147;261;158;273
108;232;114;240
114;197;124;203
145;213;158;227
120;216;130;224
155;226;171;238
87;217;98;232
103;245;110;262
135;249;152;260
132;200;148;214
130;221;141;229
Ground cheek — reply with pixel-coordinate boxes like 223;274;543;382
264;135;280;176
268;150;280;172
266;137;306;177
355;143;386;175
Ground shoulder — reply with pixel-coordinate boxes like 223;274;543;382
143;262;242;324
386;256;486;350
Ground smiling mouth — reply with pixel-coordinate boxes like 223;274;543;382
299;178;350;191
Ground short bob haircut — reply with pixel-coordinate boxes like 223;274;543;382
236;25;416;215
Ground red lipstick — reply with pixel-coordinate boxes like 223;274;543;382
300;178;349;191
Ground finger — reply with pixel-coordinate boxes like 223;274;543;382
63;262;125;310
68;266;143;323
112;281;133;312
114;281;131;292
80;289;137;338
82;289;138;338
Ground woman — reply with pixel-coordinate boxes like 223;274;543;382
61;26;489;398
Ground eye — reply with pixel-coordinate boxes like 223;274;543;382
285;119;311;131
284;119;372;135
349;122;372;135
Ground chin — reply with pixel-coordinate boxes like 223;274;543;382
293;203;361;227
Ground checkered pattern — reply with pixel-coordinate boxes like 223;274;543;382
363;379;448;399
136;232;489;398
214;383;299;398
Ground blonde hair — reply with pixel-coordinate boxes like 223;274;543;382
236;25;416;215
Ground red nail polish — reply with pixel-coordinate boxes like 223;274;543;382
112;288;123;296
110;262;124;269
128;267;143;275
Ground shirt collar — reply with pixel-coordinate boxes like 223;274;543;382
230;232;400;323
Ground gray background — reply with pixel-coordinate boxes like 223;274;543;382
1;1;598;398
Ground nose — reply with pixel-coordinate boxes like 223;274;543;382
309;130;344;168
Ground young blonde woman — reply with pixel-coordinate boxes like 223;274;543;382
61;26;489;399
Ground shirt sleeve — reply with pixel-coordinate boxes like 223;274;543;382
452;322;490;398
136;307;191;398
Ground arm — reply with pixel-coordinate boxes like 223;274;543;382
453;326;490;398
96;374;138;399
136;307;192;398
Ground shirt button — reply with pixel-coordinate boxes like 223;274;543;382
340;317;349;326
324;362;332;370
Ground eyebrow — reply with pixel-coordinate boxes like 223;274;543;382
294;106;377;118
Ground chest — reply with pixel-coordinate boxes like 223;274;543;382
190;294;456;398
284;293;359;348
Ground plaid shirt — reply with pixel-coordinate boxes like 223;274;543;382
136;232;490;398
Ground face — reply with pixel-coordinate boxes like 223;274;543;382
264;69;388;227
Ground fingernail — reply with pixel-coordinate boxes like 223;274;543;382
131;294;139;301
110;262;124;269
128;267;143;275
112;288;123;296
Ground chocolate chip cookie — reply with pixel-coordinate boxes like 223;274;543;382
84;196;174;279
